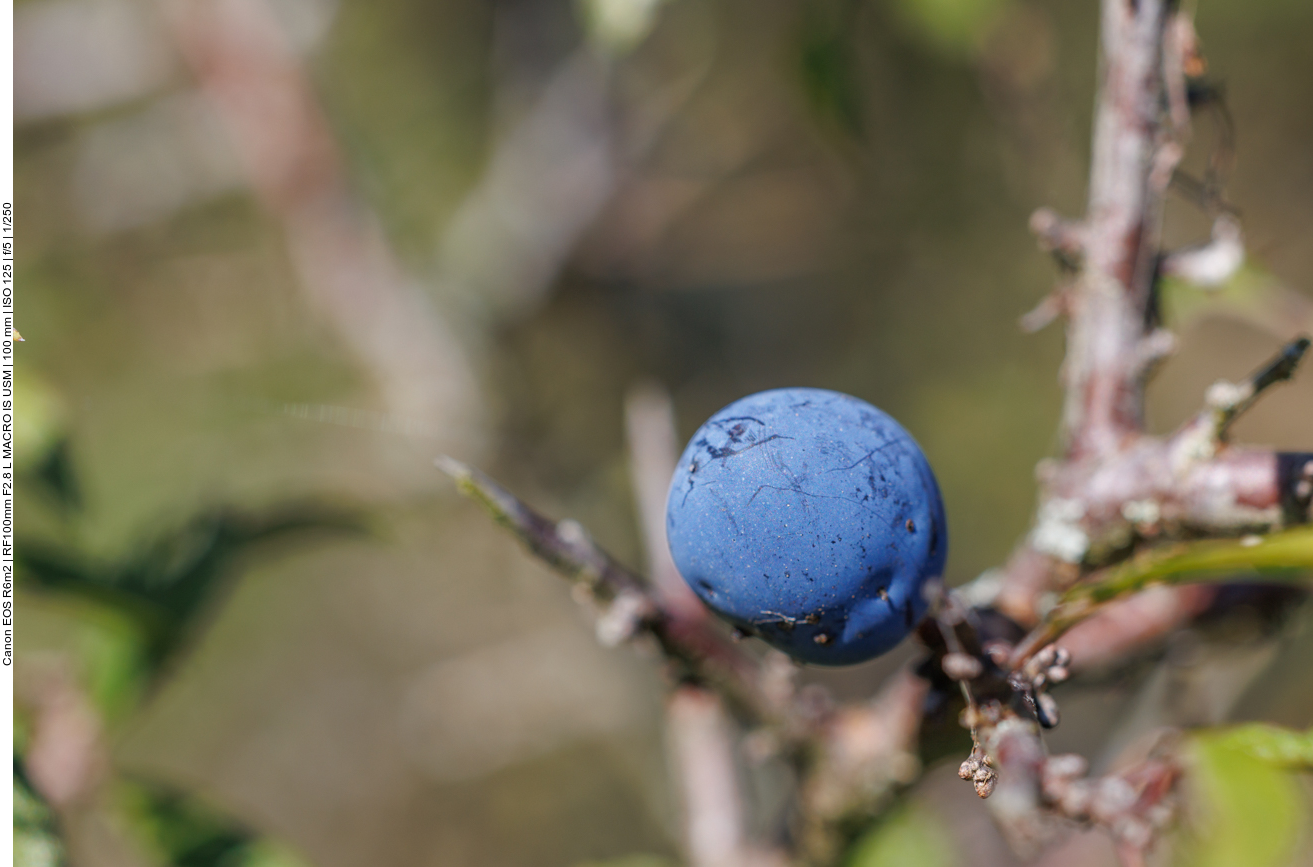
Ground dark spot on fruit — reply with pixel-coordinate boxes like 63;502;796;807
906;519;915;533
697;580;716;597
813;631;832;646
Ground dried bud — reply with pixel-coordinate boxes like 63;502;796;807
1146;802;1174;829
974;768;997;799
942;652;984;681
959;745;989;782
983;641;1012;665
1059;780;1093;818
1092;776;1137;821
1112;817;1153;851
1044;753;1088;782
1047;665;1069;684
1036;692;1061;728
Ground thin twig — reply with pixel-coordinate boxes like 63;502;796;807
624;383;707;621
437;457;785;724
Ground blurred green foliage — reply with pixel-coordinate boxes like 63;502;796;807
845;804;957;867
121;782;312;867
15;762;66;867
889;0;1011;56
19;506;365;676
1178;727;1309;867
1206;724;1313;769
799;0;865;135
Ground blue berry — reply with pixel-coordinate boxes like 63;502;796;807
665;388;947;665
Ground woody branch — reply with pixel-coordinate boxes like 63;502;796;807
941;0;1310;860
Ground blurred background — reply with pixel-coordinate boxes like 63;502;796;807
13;0;1313;864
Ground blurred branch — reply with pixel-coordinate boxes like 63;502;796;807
794;669;927;866
437;50;616;320
161;0;479;445
1182;336;1309;442
624;383;705;622
666;686;785;867
18;660;107;811
1058;0;1178;458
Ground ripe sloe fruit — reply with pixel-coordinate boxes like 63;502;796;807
665;388;947;665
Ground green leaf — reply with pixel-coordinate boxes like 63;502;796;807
1041;527;1313;638
15;772;67;867
1207;724;1313;769
1177;730;1306;867
1074;527;1313;605
846;804;958;867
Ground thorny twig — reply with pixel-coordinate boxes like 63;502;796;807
946;1;1312;862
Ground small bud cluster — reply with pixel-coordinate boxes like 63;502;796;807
958;744;997;799
1009;644;1069;729
941;651;983;681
